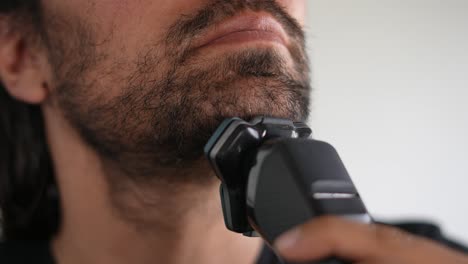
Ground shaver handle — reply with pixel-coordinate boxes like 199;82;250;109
246;139;370;264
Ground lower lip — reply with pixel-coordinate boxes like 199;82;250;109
198;30;286;49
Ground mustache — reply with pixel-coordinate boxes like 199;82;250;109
165;0;305;48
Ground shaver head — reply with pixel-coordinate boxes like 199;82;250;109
204;117;312;187
204;116;312;235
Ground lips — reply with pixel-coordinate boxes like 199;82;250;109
192;12;289;51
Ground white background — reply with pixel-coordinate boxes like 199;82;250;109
305;0;468;244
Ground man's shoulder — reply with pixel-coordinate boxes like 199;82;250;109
0;240;54;264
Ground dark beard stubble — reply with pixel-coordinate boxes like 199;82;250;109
42;0;311;185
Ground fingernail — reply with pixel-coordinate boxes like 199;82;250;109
274;227;302;252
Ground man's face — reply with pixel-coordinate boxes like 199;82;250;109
41;0;310;177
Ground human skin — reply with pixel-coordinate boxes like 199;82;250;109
1;1;307;264
274;216;468;263
1;0;466;264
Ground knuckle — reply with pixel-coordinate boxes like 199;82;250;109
372;224;417;248
306;216;343;240
374;225;397;239
319;215;343;227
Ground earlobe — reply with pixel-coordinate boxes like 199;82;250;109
0;30;50;104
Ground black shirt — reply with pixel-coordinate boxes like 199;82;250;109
1;222;467;264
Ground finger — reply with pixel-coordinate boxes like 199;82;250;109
273;216;416;262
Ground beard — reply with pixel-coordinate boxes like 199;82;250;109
42;0;311;182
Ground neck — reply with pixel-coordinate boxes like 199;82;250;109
43;106;263;264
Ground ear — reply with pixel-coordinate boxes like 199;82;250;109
0;22;52;104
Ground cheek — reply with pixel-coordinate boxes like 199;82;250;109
42;0;210;50
277;0;306;26
42;0;215;96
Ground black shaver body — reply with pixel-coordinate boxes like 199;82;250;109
204;117;371;263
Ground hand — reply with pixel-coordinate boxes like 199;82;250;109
274;216;468;264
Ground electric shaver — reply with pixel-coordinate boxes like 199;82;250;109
204;117;371;264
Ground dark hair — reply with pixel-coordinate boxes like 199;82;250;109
0;0;59;241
